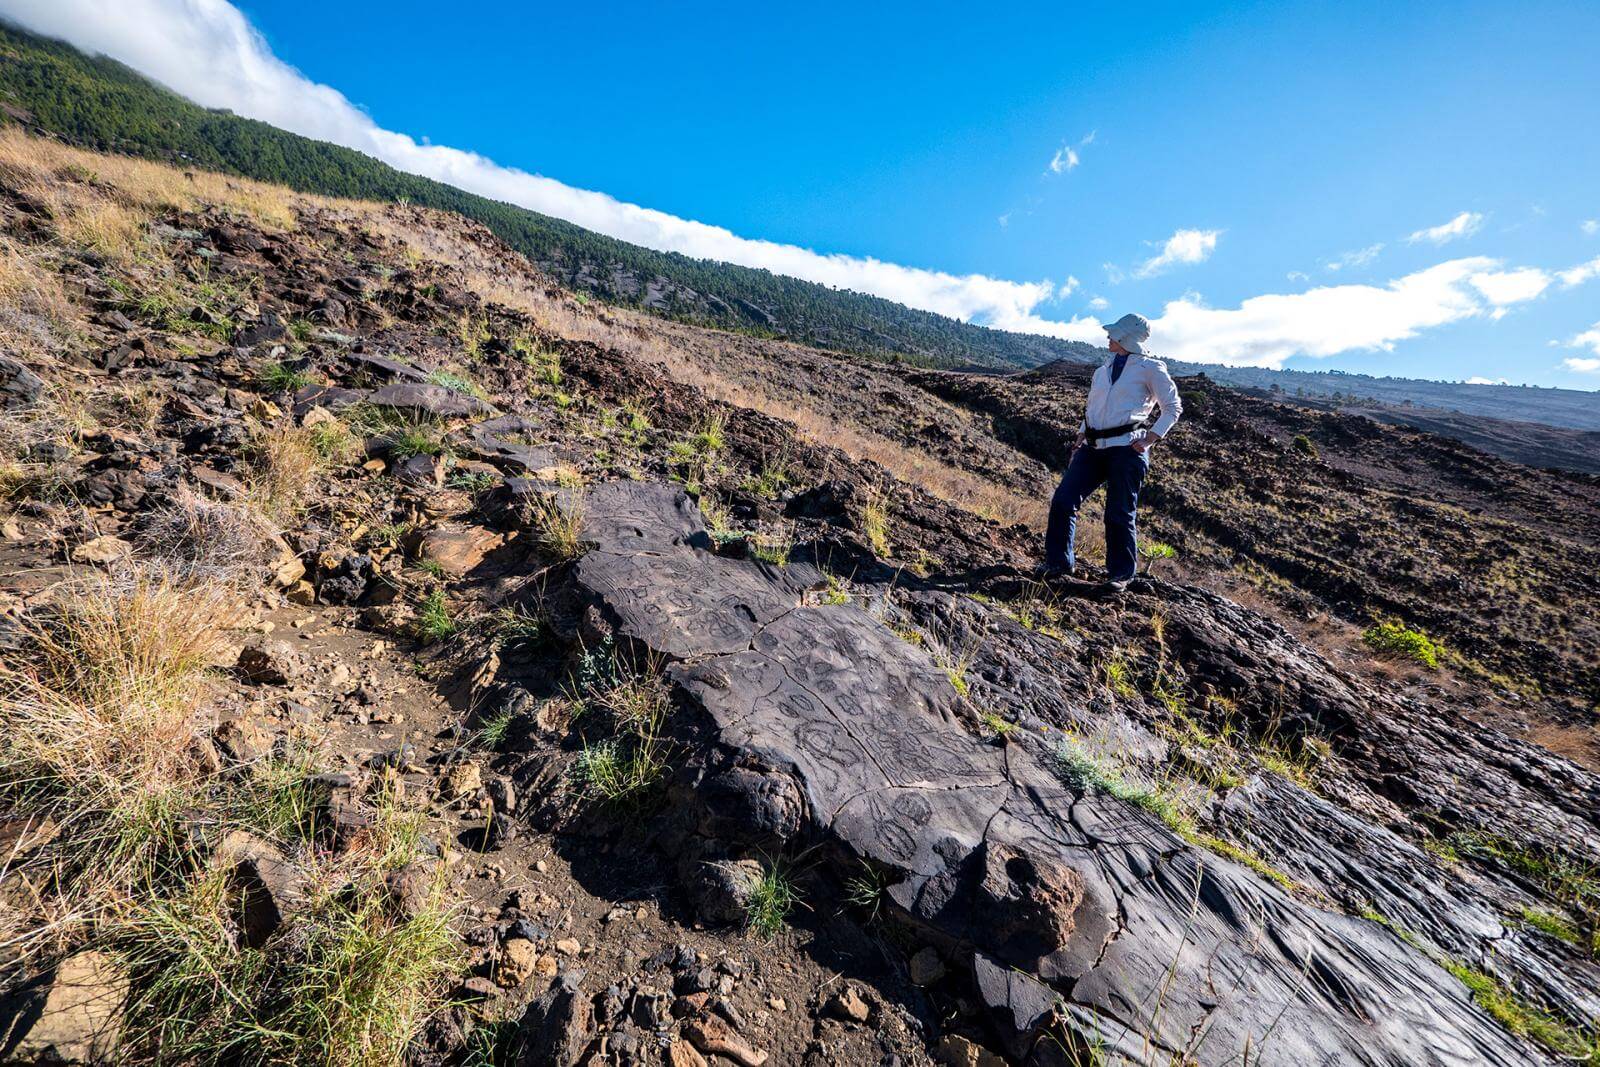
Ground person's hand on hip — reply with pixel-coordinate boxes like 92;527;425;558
1132;432;1163;456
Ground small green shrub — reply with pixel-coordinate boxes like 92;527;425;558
259;361;315;393
1362;621;1443;669
415;589;456;641
477;708;516;749
746;862;798;938
1291;433;1319;459
861;487;892;558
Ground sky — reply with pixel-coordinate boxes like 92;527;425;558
5;1;1600;387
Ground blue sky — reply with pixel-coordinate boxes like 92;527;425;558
11;0;1600;386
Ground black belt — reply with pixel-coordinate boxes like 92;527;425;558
1084;420;1148;444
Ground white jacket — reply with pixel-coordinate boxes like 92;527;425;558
1078;353;1183;448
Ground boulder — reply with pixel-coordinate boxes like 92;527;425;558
496;938;540;989
0;355;45;409
0;951;127;1064
513;972;592;1067
460;414;555;473
417;524;504;578
69;535;132;564
212;718;271;764
367;382;492;419
211;831;305;948
235;641;301;686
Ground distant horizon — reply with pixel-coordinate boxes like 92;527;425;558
3;1;1599;387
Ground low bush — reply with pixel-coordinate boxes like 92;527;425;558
1362;620;1443;669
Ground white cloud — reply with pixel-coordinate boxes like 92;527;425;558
1286;270;1310;283
1060;275;1080;296
1558;255;1600;288
1465;376;1509;385
1566;323;1600;362
4;0;1087;336
1048;146;1080;174
1135;228;1221;279
1045;131;1096;176
1468;266;1551;318
997;212;1011;229
1148;257;1544;367
1564;356;1600;372
1407;211;1484;245
1325;243;1384;271
1582;219;1599;236
1086;295;1109;310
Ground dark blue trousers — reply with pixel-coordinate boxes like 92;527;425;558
1044;445;1149;581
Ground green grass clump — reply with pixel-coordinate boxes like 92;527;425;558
1055;737;1298;894
842;863;889;922
1291;433;1319;459
861;487;892;558
259;361;315;393
476;708;516;749
119;806;457;1067
979;711;1018;739
388;427;446;461
1442;960;1600;1063
741;462;789;499
307;419;357;464
749;529;792;567
1518;906;1581;947
492;605;550;651
1362;620;1443;669
415;589;456;641
745;862;798;938
820;575;851;606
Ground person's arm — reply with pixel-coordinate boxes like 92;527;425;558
1135;361;1183;452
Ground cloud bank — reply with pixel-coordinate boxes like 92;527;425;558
1153;257;1560;367
2;1;1593;372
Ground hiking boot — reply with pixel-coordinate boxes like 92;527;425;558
1099;577;1132;594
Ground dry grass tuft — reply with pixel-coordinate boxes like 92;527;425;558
528;490;586;560
137;491;277;585
0;567;235;802
246;423;323;522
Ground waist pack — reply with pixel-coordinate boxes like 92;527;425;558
1084;419;1149;444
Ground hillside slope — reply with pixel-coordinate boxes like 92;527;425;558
2;134;1599;1066
0;20;1101;371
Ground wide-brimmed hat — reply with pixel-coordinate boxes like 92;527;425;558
1103;313;1151;355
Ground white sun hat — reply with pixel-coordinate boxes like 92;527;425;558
1103;312;1151;355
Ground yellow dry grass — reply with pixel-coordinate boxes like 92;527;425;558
247;423;322;522
0;567;235;800
0;127;309;233
363;208;1047;527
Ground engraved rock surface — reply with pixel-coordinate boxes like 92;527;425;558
566;480;1551;1067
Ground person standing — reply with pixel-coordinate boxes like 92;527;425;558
1043;313;1182;590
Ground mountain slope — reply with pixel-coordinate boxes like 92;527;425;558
0;20;1100;371
2;131;1599;1066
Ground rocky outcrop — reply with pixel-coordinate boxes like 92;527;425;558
561;480;1551;1066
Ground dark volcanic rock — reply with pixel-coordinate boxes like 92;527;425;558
563;480;1548;1067
367;382;493;419
460;414;554;473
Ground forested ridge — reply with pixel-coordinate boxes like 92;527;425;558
0;21;1101;370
